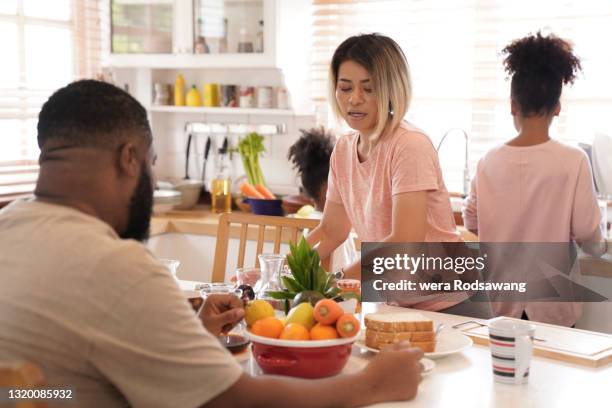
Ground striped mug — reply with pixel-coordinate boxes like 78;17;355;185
488;318;535;384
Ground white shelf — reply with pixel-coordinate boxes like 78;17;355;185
149;106;294;116
107;53;277;69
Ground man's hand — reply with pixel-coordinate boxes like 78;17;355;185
353;342;423;406
199;294;245;336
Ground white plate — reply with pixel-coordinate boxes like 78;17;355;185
420;357;436;373
355;330;473;359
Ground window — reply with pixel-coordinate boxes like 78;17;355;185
312;0;612;194
0;0;106;198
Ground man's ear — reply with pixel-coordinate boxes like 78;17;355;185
554;102;561;116
117;142;140;177
510;99;518;116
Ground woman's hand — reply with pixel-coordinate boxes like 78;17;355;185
306;200;352;260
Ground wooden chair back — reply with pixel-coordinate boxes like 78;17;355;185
212;212;319;282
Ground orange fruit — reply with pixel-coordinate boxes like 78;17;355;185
279;323;310;340
310;323;339;340
251;317;284;339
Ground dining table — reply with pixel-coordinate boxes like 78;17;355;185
179;281;612;408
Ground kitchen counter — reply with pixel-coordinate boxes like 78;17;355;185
151;206;479;245
152;206;611;277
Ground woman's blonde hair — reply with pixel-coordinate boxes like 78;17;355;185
328;33;412;142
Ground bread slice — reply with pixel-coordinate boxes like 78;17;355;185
365;329;435;343
364;312;434;332
365;336;436;353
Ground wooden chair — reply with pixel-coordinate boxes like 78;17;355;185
0;361;49;408
212;212;319;282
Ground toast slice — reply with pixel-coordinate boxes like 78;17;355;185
365;329;435;343
364;312;434;332
365;336;436;353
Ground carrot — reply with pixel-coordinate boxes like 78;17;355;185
336;314;360;338
313;299;344;325
255;183;275;199
240;182;265;199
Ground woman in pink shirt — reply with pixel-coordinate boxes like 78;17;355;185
463;32;607;326
306;34;472;314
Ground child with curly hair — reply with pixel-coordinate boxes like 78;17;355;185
288;127;358;272
462;32;607;326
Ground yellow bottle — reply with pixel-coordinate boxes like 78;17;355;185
186;85;202;106
203;83;220;107
174;74;185;106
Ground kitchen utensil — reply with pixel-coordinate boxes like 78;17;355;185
153;190;182;214
247;198;284;216
174;179;203;210
201;136;212;185
184;131;193;179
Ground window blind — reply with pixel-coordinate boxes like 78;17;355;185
0;0;106;197
311;0;612;193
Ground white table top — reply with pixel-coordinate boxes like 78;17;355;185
177;280;612;407
239;303;612;408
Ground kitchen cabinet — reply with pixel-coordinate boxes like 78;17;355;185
109;0;278;69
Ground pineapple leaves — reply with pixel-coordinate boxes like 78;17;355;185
267;290;296;300
281;276;304;293
284;236;341;300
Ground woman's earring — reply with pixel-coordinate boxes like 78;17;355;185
389;102;394;116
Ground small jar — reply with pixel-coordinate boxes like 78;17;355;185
256;86;273;109
239;86;255;108
153;83;170;105
275;86;290;109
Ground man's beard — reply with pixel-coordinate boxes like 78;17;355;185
121;164;153;242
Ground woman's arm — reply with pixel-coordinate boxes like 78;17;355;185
339;191;428;279
306;200;352;261
572;156;607;256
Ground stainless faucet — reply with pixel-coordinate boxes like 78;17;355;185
436;128;470;197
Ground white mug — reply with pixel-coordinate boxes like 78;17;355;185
488;317;535;384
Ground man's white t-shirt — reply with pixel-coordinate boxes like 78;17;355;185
0;200;242;408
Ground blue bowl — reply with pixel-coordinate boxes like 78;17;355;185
245;198;284;216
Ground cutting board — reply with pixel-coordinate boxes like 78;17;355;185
459;317;612;367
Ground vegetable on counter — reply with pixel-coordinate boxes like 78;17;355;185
236;132;267;187
255;183;275;199
240;182;265;199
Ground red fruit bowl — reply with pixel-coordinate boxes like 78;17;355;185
246;332;359;379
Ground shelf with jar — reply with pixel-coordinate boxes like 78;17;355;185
151;77;292;116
